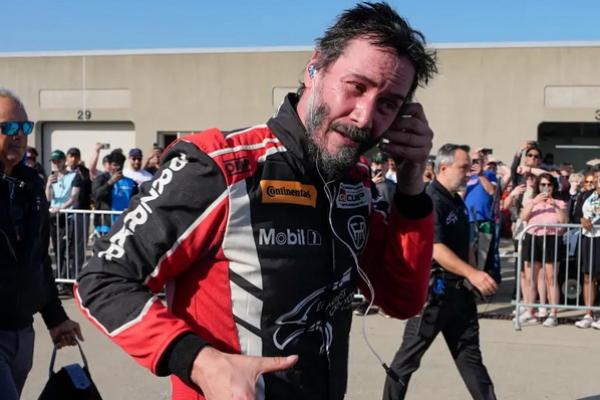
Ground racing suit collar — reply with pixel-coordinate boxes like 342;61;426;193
267;93;318;177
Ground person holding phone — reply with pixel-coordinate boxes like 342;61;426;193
77;3;438;399
519;173;567;327
91;149;138;228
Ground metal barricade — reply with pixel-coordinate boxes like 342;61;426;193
51;209;122;284
514;222;600;330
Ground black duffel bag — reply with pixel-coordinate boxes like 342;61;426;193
38;341;102;400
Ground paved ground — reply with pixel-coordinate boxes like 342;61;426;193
21;251;600;399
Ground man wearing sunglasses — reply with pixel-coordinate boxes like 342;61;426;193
511;142;546;188
0;88;82;400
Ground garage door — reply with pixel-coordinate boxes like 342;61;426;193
538;122;600;171
42;122;136;173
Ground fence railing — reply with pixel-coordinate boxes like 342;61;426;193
514;222;600;330
51;209;122;284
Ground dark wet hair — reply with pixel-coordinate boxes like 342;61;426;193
299;2;437;100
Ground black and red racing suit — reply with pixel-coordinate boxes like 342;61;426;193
76;94;434;400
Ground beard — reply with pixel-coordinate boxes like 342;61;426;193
304;99;375;181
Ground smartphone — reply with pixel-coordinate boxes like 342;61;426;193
372;168;382;177
379;102;412;147
100;143;110;150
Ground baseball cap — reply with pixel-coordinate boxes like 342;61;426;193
50;150;66;161
371;152;385;164
129;148;143;158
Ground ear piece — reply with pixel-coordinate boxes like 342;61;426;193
308;65;317;78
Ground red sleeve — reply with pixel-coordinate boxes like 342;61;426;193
358;207;434;319
75;139;227;374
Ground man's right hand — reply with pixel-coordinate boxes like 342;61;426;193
371;171;385;185
581;217;593;232
466;270;498;297
109;171;123;184
510;184;526;198
47;173;58;185
191;346;298;400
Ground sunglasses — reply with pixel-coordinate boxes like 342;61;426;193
1;121;34;136
539;183;551;187
584;180;595;184
526;153;540;159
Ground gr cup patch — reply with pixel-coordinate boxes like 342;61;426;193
336;183;370;209
260;180;317;207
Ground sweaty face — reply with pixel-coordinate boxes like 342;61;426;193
0;97;28;171
301;38;415;179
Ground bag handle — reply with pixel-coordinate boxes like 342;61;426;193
48;340;89;377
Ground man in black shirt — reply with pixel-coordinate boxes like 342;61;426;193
383;144;498;400
0;88;82;400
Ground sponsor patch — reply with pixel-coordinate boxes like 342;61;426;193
347;215;367;250
222;157;250;176
258;228;322;246
260;180;317;207
336;183;370;209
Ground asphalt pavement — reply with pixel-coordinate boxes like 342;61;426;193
21;252;600;400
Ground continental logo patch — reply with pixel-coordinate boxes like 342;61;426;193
260;180;317;207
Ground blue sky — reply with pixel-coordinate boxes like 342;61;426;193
4;1;600;52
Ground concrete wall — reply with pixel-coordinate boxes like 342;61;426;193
418;44;600;163
1;43;599;166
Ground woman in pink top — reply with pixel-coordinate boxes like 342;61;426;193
519;173;567;327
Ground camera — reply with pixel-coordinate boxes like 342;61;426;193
100;143;110;150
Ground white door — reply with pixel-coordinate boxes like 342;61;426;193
42;122;136;173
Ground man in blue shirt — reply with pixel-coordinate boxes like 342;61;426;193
45;149;80;284
465;152;499;281
92;150;138;229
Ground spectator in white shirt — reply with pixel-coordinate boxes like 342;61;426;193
123;148;153;185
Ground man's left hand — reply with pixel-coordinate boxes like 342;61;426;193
380;103;433;195
49;319;83;348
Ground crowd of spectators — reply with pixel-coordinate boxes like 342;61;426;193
28;138;600;326
365;141;600;328
31;143;162;294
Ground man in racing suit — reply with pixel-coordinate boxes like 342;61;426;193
76;3;438;399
